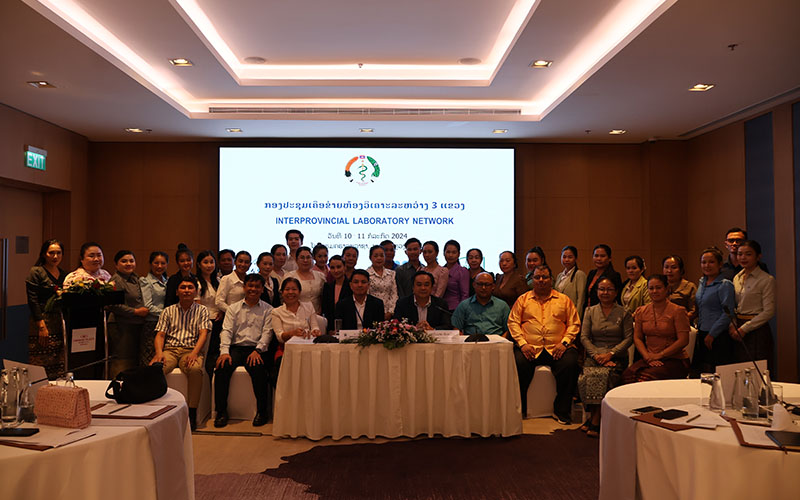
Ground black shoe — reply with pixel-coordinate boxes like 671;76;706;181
214;412;228;428
554;413;572;425
188;408;197;432
252;412;268;427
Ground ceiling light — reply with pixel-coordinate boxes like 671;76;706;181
689;83;715;92
493;129;508;134
530;60;553;68
168;58;193;66
226;128;243;133
27;81;56;88
609;129;627;135
243;56;267;64
458;58;482;65
359;128;374;133
125;128;146;133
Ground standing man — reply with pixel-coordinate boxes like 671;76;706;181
395;237;423;298
393;270;451;329
334;269;385;330
213;274;273;428
381;240;399;270
283;229;303;272
719;227;768;281
508;265;581;424
217;249;235;279
150;276;210;431
451;272;510;336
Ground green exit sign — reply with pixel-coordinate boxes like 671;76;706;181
25;146;47;171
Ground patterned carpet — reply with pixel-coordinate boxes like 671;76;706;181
195;430;598;500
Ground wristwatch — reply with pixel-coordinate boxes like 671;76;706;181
561;340;570;348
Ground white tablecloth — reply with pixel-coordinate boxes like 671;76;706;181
600;379;800;500
273;335;522;439
0;380;194;500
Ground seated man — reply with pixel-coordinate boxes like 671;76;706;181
334;269;385;330
213;273;273;428
451;272;510;336
508;265;580;424
150;275;210;431
393;270;451;329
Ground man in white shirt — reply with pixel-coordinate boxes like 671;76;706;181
213;273;274;428
282;229;303;272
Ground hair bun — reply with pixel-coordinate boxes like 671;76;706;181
177;243;188;250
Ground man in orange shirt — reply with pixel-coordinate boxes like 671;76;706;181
508;265;581;424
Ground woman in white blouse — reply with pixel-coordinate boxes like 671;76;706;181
554;245;587;315
196;250;222;378
272;278;321;375
286;246;326;314
730;240;776;369
366;245;398;319
270;244;288;285
215;250;251;313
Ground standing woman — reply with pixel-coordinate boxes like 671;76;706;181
140;251;168;366
466;248;486;297
256;252;282;308
524;246;547;289
270;244;289;286
342;246;359;281
443;240;470;310
312;244;330;278
662;255;697;321
366;245;398;319
731;240;776;369
493;251;529;308
693;247;736;375
286;247;326;314
585;244;622;307
622;275;690;383
621;256;650;315
196;250;223;379
554;245;587;314
63;242;112;286
216;251;251;314
108;250;149;376
578;277;633;437
165;244;194;306
421;241;449;298
321;256;351;324
26;239;67;379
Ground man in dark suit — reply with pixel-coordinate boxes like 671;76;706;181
334;269;384;330
393;270;451;329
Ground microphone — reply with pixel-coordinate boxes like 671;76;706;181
722;306;768;385
430;301;453;329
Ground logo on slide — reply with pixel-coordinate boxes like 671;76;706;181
344;155;381;186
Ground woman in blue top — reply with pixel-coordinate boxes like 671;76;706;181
692;247;736;376
140;251;168;365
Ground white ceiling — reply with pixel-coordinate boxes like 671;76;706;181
1;0;799;142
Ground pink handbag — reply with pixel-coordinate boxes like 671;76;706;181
34;380;91;429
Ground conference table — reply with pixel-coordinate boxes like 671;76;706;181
272;335;522;440
0;380;194;500
599;379;800;500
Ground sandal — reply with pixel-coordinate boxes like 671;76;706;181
586;423;600;438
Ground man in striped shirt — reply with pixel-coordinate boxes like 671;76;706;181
151;275;210;431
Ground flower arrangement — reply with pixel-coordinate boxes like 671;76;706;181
44;279;116;312
345;318;437;350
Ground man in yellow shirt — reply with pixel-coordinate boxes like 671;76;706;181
508;265;581;424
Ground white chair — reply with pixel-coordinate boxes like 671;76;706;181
211;366;258;420
525;365;558;418
165;369;212;425
627;326;699;367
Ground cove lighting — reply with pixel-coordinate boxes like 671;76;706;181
226;128;243;133
359;128;374;133
493;129;508;134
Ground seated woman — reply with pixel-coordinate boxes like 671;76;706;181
524;246;547;288
195;250;222;379
421;241;449;298
465;248;486;297
662;254;697;321
693;247;736;376
286;246;326;314
321;256;351;325
367;245;398;319
585;244;622;307
270;244;288;285
108;250;150;376
63;241;112;286
256;251;282;308
731;240;776;369
621;255;650;315
215;250;252;314
493;251;529;308
139;251;168;366
271;278;321;378
554;245;587;314
622;274;690;383
165;245;194;306
443;239;469;311
26;239;67;379
578;278;633;437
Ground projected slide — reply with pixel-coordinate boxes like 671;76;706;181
219;147;514;273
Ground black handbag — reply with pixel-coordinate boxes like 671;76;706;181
105;363;168;404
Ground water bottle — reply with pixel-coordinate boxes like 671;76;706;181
0;368;20;426
730;370;744;410
17;368;35;423
742;368;759;419
758;369;776;420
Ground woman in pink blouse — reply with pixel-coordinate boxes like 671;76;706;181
443;239;469;311
622;274;690;383
421;240;449;298
63;242;112;286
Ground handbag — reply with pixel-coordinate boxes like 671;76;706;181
34;380;92;428
105;363;167;404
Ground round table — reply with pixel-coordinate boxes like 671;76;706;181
599;379;800;500
0;380;194;500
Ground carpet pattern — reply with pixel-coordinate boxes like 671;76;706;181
195;430;598;500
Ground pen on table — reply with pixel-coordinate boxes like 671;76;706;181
686;414;700;423
108;404;131;415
